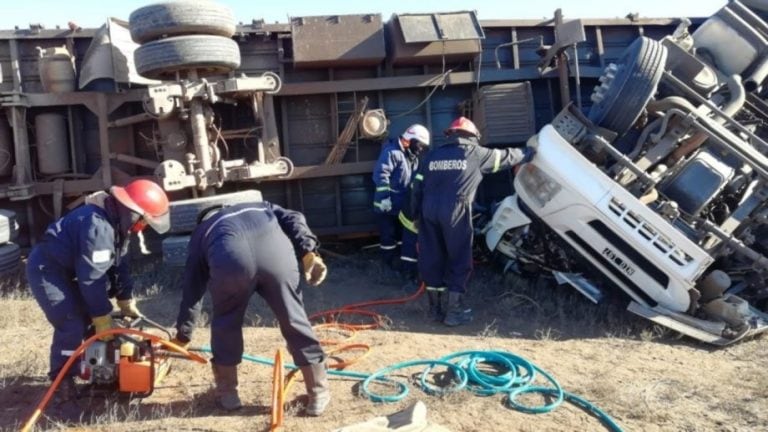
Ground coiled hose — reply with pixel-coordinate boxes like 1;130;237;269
197;348;624;432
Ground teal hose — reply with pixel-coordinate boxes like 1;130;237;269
195;347;623;432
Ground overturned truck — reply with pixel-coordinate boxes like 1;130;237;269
0;1;765;344
485;1;768;344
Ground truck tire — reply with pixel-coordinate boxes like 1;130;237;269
0;210;18;244
588;36;668;136
169;189;263;234
129;1;236;44
0;243;21;274
134;35;241;80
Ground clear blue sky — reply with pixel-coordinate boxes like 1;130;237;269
1;0;726;30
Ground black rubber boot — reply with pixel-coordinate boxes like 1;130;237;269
50;376;83;424
443;292;473;327
212;363;242;411
300;362;331;416
427;289;446;322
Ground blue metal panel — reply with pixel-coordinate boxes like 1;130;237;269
429;85;472;147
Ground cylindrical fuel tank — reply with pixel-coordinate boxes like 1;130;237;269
37;46;76;93
35;113;70;175
0;115;13;177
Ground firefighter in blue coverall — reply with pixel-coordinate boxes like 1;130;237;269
172;201;330;415
372;124;430;279
27;179;171;418
412;117;534;326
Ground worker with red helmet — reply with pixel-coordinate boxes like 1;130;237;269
27;179;170;420
412;117;534;325
372;124;431;280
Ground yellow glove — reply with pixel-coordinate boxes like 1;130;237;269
92;315;115;341
302;252;328;286
117;299;142;318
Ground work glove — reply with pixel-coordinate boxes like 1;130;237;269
117;299;142;318
380;197;393;213
302;252;328;286
92;315;115;341
521;147;536;164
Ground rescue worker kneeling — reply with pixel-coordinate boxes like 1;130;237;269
27;179;171;420
172;201;331;415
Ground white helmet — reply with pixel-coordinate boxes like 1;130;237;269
401;124;430;147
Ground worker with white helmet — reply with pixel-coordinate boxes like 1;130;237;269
372;124;431;279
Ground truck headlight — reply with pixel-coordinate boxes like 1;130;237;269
517;163;562;207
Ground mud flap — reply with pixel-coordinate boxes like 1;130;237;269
553;271;604;304
627;301;768;346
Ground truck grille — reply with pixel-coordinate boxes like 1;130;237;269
607;198;694;267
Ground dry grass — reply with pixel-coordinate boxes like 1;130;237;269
0;251;766;431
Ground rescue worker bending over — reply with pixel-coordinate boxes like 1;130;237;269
27;179;171;419
173;201;330;415
372;124;430;276
413;117;534;326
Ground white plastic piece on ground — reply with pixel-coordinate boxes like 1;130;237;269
332;401;451;432
627;301;768;346
553;271;604;304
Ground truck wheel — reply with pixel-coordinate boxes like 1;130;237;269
0;243;21;274
0;210;18;245
134;35;241;80
169;189;264;234
129;1;236;44
588;36;668;136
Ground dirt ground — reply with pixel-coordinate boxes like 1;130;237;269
0;247;766;432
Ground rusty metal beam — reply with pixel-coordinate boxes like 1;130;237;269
21;91;143;114
266;160;376;181
97;94;111;188
0;28;97;39
480;17;705;27
33;177;103;195
0;17;703;42
279;67;604;96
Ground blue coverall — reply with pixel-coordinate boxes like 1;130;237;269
372;138;417;269
175;202;325;368
397;185;419;278
27;201;132;379
413;136;526;294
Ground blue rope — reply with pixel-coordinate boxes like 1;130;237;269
195;347;623;432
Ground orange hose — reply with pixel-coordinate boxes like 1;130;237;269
23;285;426;431
269;283;425;429
21;328;207;432
270;349;284;431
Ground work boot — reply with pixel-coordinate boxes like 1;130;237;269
400;270;420;293
50;376;83;423
426;288;446;322
443;292;473;327
212;363;242;411
300;362;331;416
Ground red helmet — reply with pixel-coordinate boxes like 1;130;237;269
444;116;480;138
110;179;171;234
